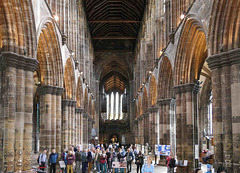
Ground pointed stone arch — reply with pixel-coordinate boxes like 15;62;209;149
77;77;83;108
37;22;63;87
208;0;240;55
148;74;157;107
0;0;36;57
174;17;207;85
142;86;148;113
63;58;76;100
158;57;173;99
84;88;88;111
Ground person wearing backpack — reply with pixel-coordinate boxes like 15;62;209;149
75;146;82;173
166;152;175;173
38;149;47;171
49;148;59;173
87;148;94;173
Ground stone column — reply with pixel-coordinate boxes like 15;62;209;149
0;52;38;172
158;100;164;145
207;48;240;172
82;113;88;148
134;119;138;144
147;107;159;151
142;113;149;145
37;86;64;152
170;99;176;156
68;102;72;145
174;84;199;172
62;100;70;150
56;90;64;154
71;101;77;145
75;108;81;145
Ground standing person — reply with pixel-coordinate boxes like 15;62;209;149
95;149;101;173
38;149;47;171
202;149;212;164
166;152;175;173
66;151;75;173
82;149;88;173
61;148;68;173
87;149;94;173
49;148;58;173
106;149;112;173
135;151;144;173
141;157;154;173
100;150;107;173
125;148;134;173
75;146;82;173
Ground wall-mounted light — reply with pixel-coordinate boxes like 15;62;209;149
54;14;59;21
149;71;152;74
35;81;41;87
180;11;186;20
70;50;74;56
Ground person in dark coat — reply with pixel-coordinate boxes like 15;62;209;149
49;149;59;173
124;148;134;173
135;151;144;173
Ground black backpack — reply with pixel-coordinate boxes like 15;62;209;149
168;158;176;168
87;151;93;162
37;153;43;164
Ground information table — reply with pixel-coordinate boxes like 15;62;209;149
112;161;127;173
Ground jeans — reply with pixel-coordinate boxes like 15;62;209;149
76;161;82;173
50;163;56;173
67;165;73;173
82;162;88;173
167;167;174;173
107;161;112;172
136;164;142;173
127;161;132;172
101;163;107;173
95;161;100;172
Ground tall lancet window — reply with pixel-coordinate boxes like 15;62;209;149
105;92;123;120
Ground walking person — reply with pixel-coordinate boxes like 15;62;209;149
141;157;154;173
75;146;82;173
166;152;175;173
106;149;112;173
135;151;144;173
125;148;134;173
49;148;58;173
66;151;75;173
95;149;101;173
38;149;47;172
100;150;107;173
61;148;68;173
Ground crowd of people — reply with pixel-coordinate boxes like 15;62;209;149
37;143;154;173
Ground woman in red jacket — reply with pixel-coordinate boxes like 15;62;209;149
166;152;175;173
100;150;107;173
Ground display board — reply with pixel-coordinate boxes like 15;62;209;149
158;145;171;156
112;161;127;168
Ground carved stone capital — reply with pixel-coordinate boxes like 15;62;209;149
138;116;143;120
134;118;138;124
174;83;196;94
0;52;39;72
207;48;240;70
75;108;81;113
62;99;71;107
142;113;149;117
69;101;77;107
147;107;159;113
37;85;64;95
158;98;173;106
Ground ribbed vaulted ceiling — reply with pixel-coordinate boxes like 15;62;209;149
83;0;146;50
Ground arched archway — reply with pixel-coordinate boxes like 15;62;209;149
158;57;173;99
64;58;76;100
142;86;148;113
77;77;83;108
148;74;157;107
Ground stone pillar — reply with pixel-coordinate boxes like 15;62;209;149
82;113;88;147
207;48;240;172
142;113;149;145
88;117;92;144
170;99;176;156
174;84;200;172
158;101;164;145
0;52;38;172
56;92;63;154
71;101;77;145
134;119;138;144
62;100;70;150
147;107;159;151
38;86;64;152
75;108;81;145
68;102;72;145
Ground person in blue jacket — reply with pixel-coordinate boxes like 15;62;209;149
141;157;154;173
49;148;59;173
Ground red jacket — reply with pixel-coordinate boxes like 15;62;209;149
100;154;107;164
